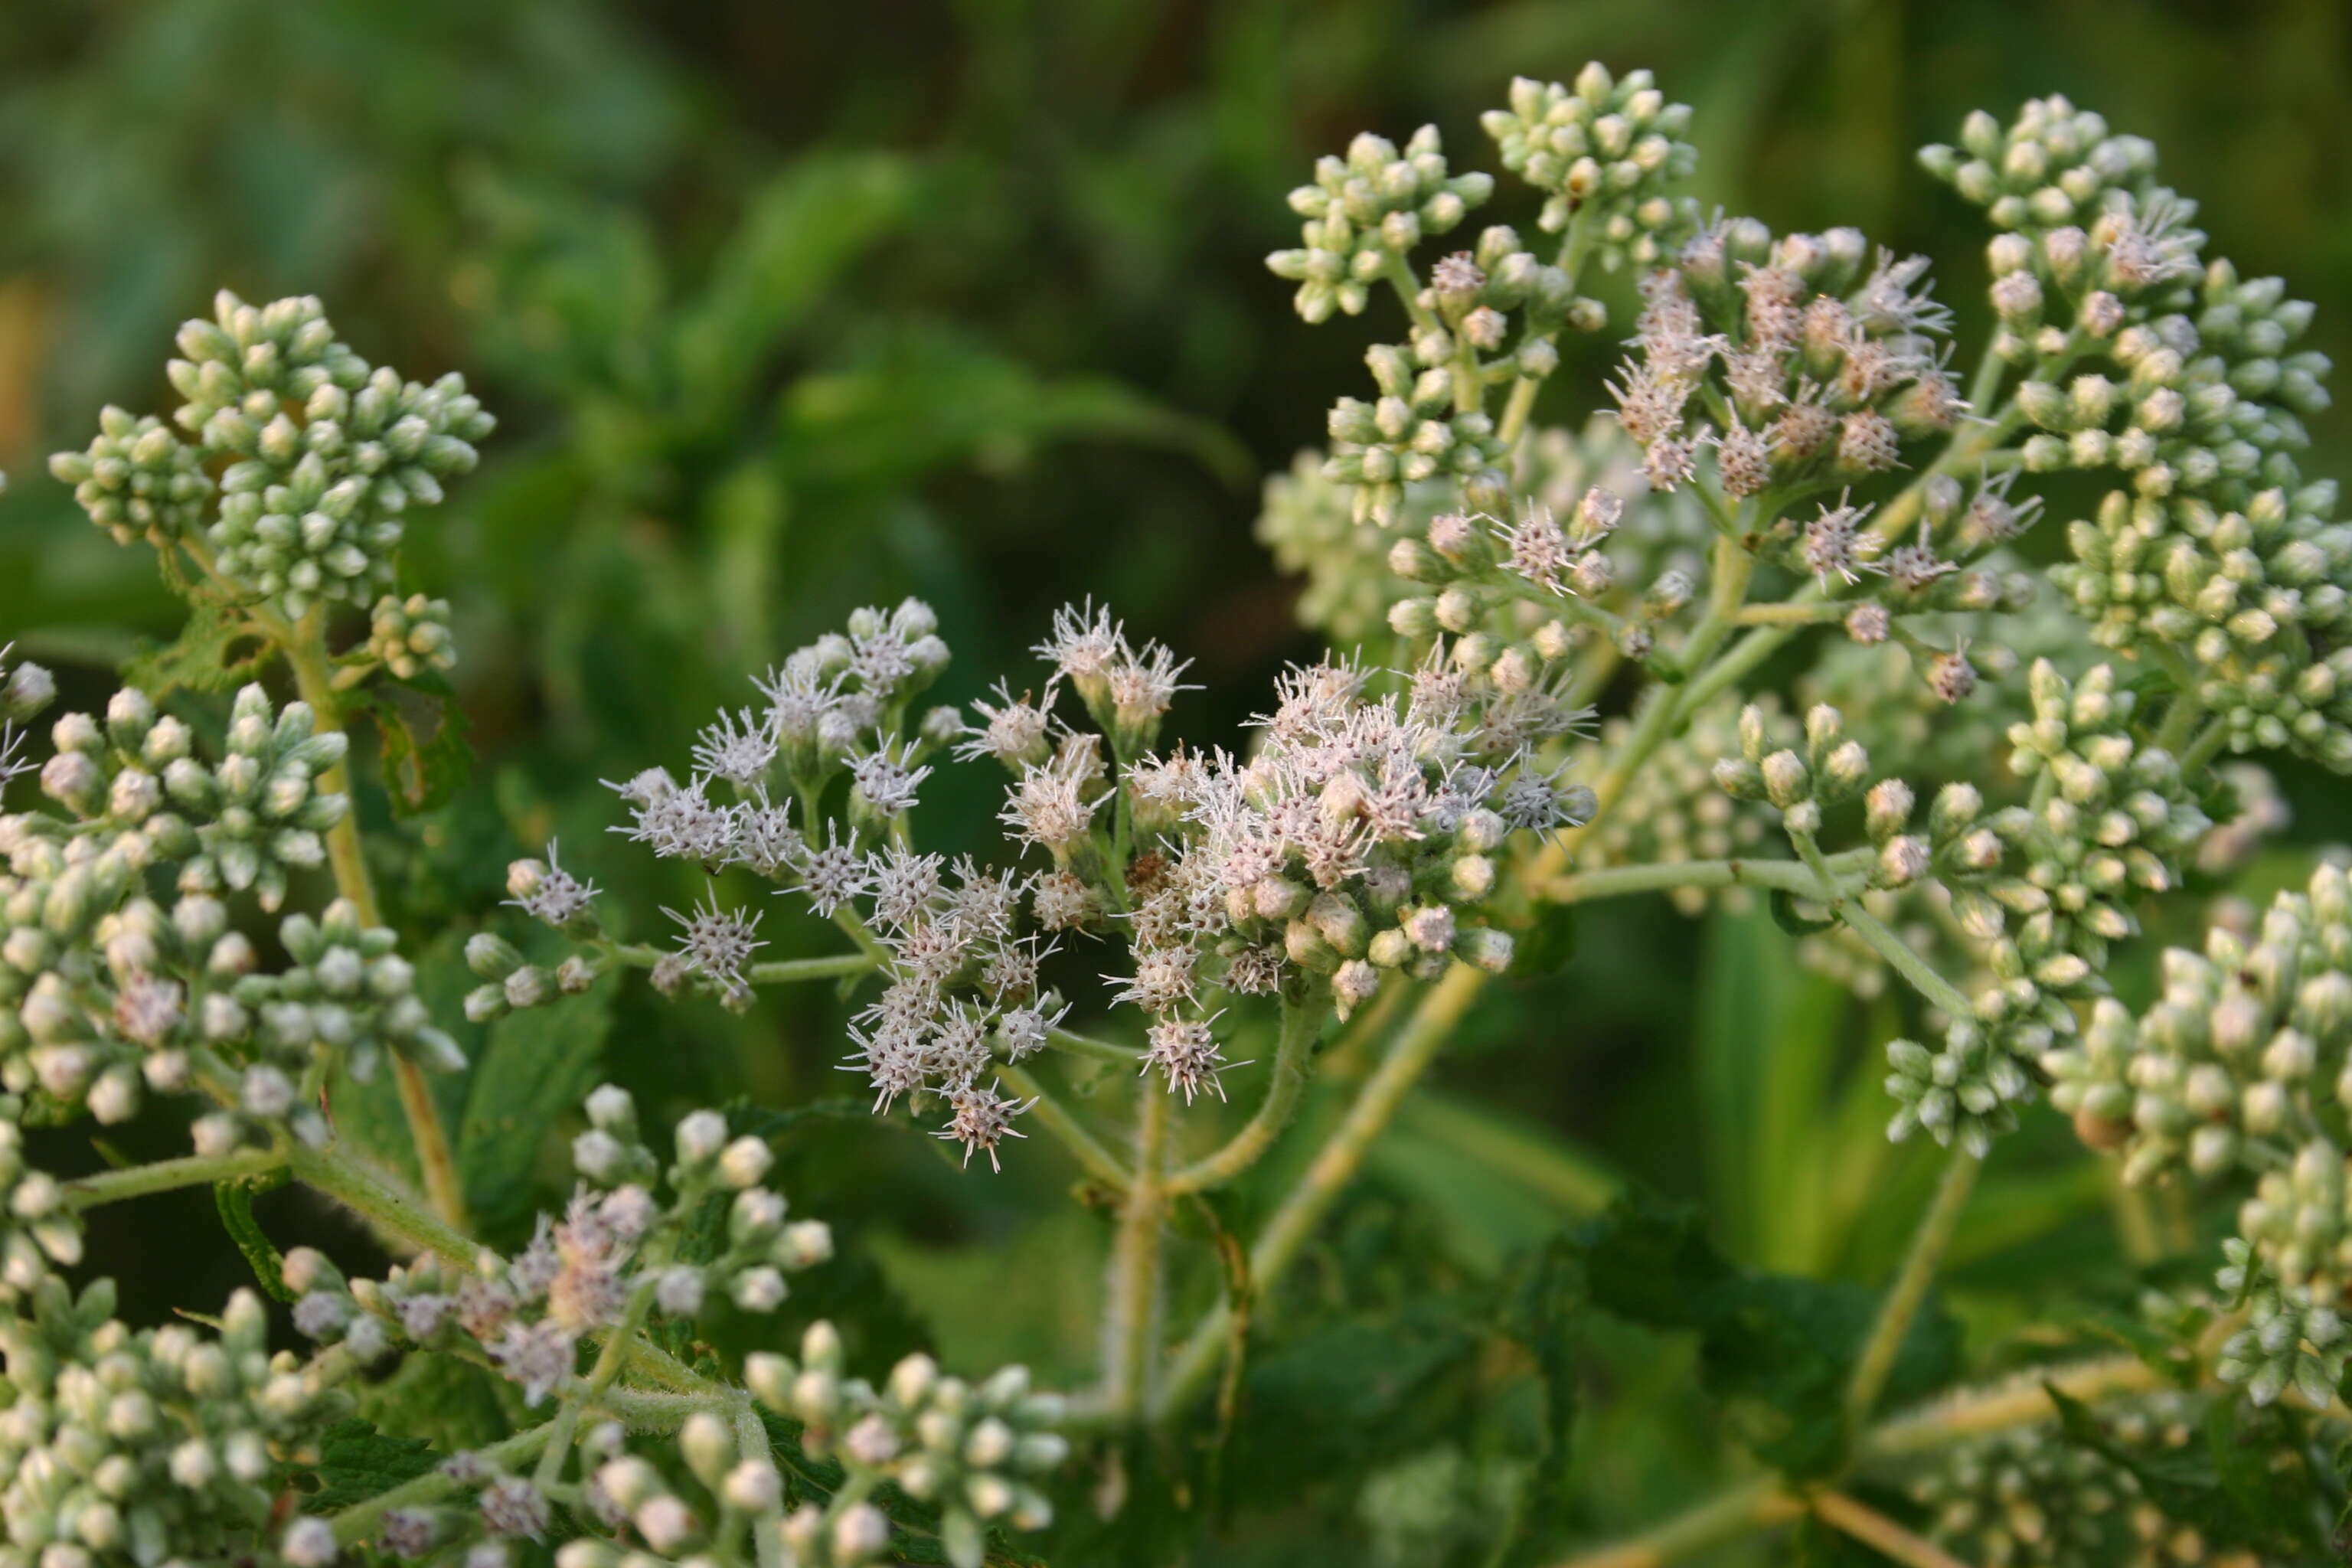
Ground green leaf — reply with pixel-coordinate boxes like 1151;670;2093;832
1229;1300;1486;1504
213;1177;293;1302
780;319;1251;492
1574;1188;1960;1478
671;153;917;422
1508;900;1579;980
119;598;269;697
457;986;614;1236
1503;1235;1583;1560
302;1417;443;1513
353;673;475;817
2046;1383;2325;1556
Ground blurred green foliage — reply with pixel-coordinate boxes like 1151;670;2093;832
2;2;2348;1561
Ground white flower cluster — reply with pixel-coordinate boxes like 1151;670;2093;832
1259;415;1704;652
286;1086;832;1405
1622;220;1965;496
1108;649;1581;1047
0;661;456;1161
52;292;494;624
1;1279;354;1568
606;596;950;892
747;1320;1068;1568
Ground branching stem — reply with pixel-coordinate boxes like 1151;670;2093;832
65;1147;286;1208
1167;996;1323;1193
282;612;468;1232
1102;1085;1170;1419
1811;1491;1973;1568
1844;1144;1985;1433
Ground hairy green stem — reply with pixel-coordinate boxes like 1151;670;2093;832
1861;1353;2159;1457
1812;1491;1971;1568
1544;849;1873;904
2180;714;2232;774
995;1062;1131;1188
1156;960;1488;1418
1844;1144;1986;1432
537;1273;662;1488
1838;900;1976;1021
64;1147;286;1208
283;613;469;1232
1167;996;1322;1193
1546;1476;1799;1568
607;944;878;987
1046;1026;1142;1065
1102;1086;1171;1419
287;1139;478;1263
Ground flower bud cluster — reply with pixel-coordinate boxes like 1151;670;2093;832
0;1116;80;1308
1478;64;1700;272
1926;100;2349;773
1918;96;2159;237
366;593;458;681
1578;697;1773;915
462;920;596;1024
2047;865;2352;1317
17;681;348;915
0;1277;354;1568
1319;336;1508;529
1267;84;1676;531
1988;661;2209;975
289;1088;831;1409
1265;125;1494;325
1710;701;1888;851
0;671;461;1149
555;1415;792;1568
1901;1390;2234;1568
45;409;211;550
53;291;495;622
2213;1238;2347;1410
1877;662;2208;1155
2057;482;2352;769
747;1320;1067;1568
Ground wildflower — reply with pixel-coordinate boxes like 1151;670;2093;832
848;737;932;818
1142;1016;1237;1102
1802;492;1877;584
663;887;765;1001
692;707;779;789
506;840;599;927
937;1080;1034;1170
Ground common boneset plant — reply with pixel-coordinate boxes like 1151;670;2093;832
4;60;2349;1568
